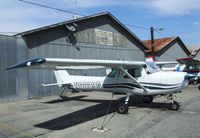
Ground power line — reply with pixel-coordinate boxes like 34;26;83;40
16;0;168;38
18;0;86;16
17;0;152;31
154;29;167;38
125;24;150;30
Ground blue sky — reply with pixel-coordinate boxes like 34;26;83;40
1;0;200;46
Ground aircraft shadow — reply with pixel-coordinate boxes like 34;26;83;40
44;95;88;104
133;102;170;110
35;98;119;130
35;95;169;130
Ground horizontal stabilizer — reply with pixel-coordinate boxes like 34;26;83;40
41;82;71;87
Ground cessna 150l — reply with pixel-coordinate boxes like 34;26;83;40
6;58;194;114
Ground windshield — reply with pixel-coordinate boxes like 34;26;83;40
146;62;160;73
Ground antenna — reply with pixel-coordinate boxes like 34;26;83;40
72;0;78;19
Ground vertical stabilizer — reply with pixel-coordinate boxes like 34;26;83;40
53;70;71;85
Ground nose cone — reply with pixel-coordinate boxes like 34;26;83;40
184;74;196;80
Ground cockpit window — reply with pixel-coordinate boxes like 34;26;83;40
146;62;160;73
124;68;142;78
186;64;200;70
107;69;117;77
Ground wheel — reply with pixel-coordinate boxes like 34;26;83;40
168;101;180;111
143;96;153;103
198;85;200;90
117;103;128;114
193;80;198;85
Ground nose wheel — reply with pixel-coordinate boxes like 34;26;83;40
169;101;180;111
167;95;180;111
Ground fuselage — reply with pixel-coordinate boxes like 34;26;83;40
67;68;188;96
162;64;200;81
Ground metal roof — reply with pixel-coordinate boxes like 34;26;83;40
15;12;147;51
144;37;176;52
144;37;191;56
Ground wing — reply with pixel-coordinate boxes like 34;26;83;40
155;61;177;66
177;57;200;65
6;58;146;70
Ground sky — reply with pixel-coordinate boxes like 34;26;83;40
0;0;200;46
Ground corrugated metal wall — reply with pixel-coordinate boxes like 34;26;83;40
157;43;188;61
0;35;17;102
0;35;29;102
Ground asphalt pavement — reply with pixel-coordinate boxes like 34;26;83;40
0;85;200;138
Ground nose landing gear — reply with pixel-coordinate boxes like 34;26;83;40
167;95;180;111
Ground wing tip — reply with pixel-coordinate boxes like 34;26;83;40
5;58;46;70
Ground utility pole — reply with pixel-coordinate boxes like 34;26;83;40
150;27;155;61
150;27;163;61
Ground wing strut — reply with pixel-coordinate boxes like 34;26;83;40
120;67;147;93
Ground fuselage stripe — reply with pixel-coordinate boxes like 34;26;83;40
103;83;180;90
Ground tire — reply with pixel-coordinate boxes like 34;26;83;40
198;85;200;90
168;101;180;111
143;96;153;103
193;80;198;85
117;103;128;114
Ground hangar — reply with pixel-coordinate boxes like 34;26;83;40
144;37;191;61
0;12;147;102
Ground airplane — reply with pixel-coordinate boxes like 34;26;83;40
156;57;200;86
176;57;200;87
6;58;195;114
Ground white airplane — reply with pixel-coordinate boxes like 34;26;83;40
176;57;200;86
157;58;200;85
6;58;194;114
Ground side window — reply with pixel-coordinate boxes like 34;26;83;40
124;68;142;78
107;69;117;78
196;64;200;69
134;68;142;77
188;65;195;70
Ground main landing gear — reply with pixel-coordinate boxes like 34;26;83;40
167;94;180;111
117;94;130;114
117;94;180;114
143;96;153;103
117;95;154;114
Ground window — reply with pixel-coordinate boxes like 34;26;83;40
107;69;117;77
146;62;160;73
124;68;142;78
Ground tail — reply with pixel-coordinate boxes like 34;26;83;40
53;70;71;86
